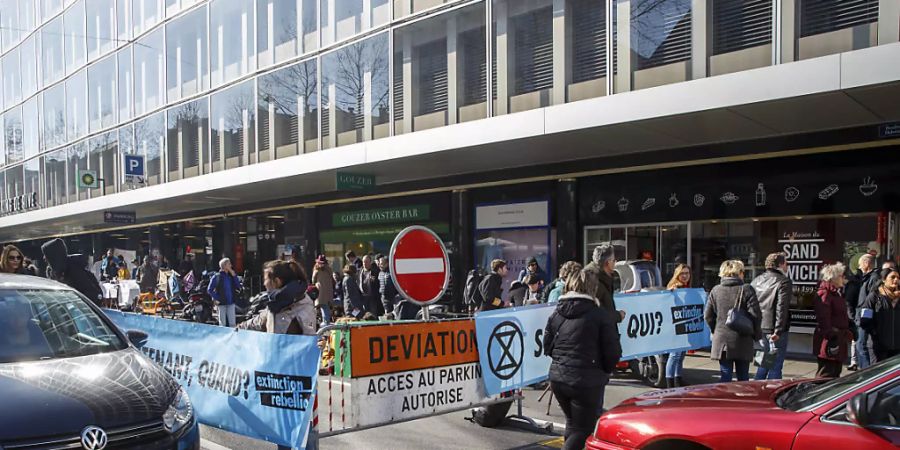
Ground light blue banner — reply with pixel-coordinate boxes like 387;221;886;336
104;310;321;448
616;288;711;360
474;289;710;395
474;304;554;396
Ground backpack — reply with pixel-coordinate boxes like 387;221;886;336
463;269;484;309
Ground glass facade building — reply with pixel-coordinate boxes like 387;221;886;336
0;0;889;209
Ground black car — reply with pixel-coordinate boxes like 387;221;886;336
0;274;199;450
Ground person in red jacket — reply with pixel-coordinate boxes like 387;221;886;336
814;263;852;378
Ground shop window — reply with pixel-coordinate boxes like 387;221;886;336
43;83;67;150
211;0;256;87
166;6;209;101
166;98;208;179
320;33;389;149
64;0;87;75
258;58;319;160
89;55;118;132
45;150;68;207
87;0;116;61
211;81;256;171
134;29;165;115
66;70;89;141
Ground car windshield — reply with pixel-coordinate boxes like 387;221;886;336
0;289;127;364
779;357;900;411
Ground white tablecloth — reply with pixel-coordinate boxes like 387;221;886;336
102;281;141;308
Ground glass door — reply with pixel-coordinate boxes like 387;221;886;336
584;222;690;286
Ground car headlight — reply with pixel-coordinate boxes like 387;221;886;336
163;388;193;434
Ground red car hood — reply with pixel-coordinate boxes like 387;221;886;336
618;379;802;409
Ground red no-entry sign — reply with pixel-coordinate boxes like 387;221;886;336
390;226;450;306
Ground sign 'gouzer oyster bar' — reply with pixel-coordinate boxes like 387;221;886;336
333;205;430;227
1;192;39;215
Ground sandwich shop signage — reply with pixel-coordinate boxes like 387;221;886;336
1;192;39;215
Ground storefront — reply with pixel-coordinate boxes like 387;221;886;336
474;199;555;291
579;149;900;353
317;193;452;272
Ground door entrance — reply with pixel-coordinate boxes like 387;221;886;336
584;222;691;284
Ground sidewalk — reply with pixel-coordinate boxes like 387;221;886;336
682;351;821;384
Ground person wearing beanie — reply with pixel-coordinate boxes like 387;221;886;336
518;256;549;290
41;238;103;304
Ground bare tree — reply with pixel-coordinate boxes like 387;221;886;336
324;35;390;133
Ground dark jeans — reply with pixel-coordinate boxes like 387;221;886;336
719;359;750;382
816;358;842;378
551;381;604;450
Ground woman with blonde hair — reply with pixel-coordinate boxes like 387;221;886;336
665;264;691;387
0;245;27;274
704;260;761;382
814;262;851;377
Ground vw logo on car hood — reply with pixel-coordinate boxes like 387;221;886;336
80;426;108;450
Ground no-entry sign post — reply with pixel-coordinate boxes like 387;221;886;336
389;226;450;319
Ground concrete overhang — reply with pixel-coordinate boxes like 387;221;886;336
3;42;900;242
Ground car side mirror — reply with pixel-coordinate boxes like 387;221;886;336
126;330;149;348
846;393;870;427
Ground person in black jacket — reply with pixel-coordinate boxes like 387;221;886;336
342;264;365;319
844;265;862;371
750;252;792;380
543;266;622;450
860;268;900;360
856;254;880;369
41;238;103;305
478;259;508;311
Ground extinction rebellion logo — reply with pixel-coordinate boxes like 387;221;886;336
254;371;314;411
487;321;524;380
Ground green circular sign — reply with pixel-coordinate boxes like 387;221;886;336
82;173;95;185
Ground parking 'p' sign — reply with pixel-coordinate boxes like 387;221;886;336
389;226;449;306
124;154;145;184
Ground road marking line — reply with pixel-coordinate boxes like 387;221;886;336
539;437;565;448
200;438;233;450
394;257;444;274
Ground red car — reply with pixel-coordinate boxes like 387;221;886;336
587;356;899;450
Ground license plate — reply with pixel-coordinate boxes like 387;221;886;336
195;305;203;312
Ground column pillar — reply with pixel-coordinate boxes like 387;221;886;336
780;0;796;63
402;34;413;133
879;0;900;44
690;0;709;79
447;16;459;125
495;1;509;115
552;0;567;105
556;179;578;265
615;0;632;92
221;219;235;261
452;189;471;313
149;225;164;261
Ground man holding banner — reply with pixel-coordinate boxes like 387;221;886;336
544;266;622;450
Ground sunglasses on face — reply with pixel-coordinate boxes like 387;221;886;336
7;255;22;261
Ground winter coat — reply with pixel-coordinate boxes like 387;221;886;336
518;267;549;287
394;297;421;320
750;269;792;335
379;270;399;305
313;266;335;308
208;271;241;306
100;257;118;281
361;268;382;314
343;274;365;318
137;263;159;293
858;269;881;317
704;277;762;362
813;282;851;362
844;272;862;322
508;282;527;307
240;281;316;335
860;287;900;354
546;279;565;304
584;263;621;323
543;292;622;388
41;238;103;305
478;272;504;311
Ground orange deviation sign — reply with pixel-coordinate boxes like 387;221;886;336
350;320;479;378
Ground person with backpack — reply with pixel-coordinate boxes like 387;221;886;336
478;259;508;312
208;257;242;327
41;238;104;305
546;261;582;304
463;268;484;314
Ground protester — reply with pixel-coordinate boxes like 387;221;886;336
116;261;130;280
312;255;335;326
524;274;542;305
519;257;549;288
665;263;691;388
814;263;852;378
239;260;316;335
342;264;365;319
704;260;761;382
543;266;622;450
856;254;880;369
41;238;104;304
208;258;242;327
0;245;27;274
478;259;508;311
377;255;399;319
750;253;792;380
360;255;382;316
859;267;900;360
99;249;118;281
508;280;526;307
546;261;581;304
585;244;625;323
131;258;140;279
345;250;363;271
137;256;159;294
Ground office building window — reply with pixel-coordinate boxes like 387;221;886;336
66;69;89;141
45;149;68;207
712;0;772;55
166;6;209;101
89;131;118;196
134;29;165;115
1;48;21;110
800;0;878;37
133;0;164;36
20;35;39;99
87;0;116;61
571;0;606;84
166;98;208;178
257;0;299;68
321;0;390;46
258;58;319;160
321;32;389;148
3;107;23;164
64;0;87;75
22;98;39;160
5;166;24;199
89;54;118;132
43;0;64;22
117;0;131;44
0;0;20;53
43;83;67;150
630;0;692;70
134;112;164;185
211;0;256;87
301;0;319;53
512;5;553;96
67;142;89;201
117;48;133;121
24;159;40;199
42;17;66;86
211;80;256;171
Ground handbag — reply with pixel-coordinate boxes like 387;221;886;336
725;285;755;336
